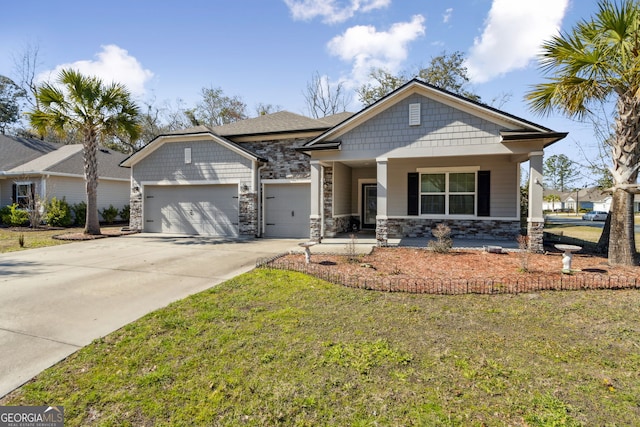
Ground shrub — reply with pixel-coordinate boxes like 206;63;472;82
4;203;29;227
119;204;130;222
71;202;87;226
0;205;10;225
428;223;453;253
45;197;73;227
100;205;119;224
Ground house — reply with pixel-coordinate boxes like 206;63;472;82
120;111;351;238
0;134;131;218
121;79;567;252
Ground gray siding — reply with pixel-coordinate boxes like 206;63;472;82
340;94;503;157
332;162;351;216
132;140;253;187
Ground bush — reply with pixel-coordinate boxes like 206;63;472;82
71;202;87;226
119;204;130;222
428;223;453;253
0;205;11;225
100;205;119;224
3;203;29;227
45;197;73;227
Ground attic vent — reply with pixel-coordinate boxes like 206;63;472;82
185;147;192;164
409;103;421;126
99;148;110;154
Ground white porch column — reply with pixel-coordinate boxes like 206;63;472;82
310;160;322;241
376;158;388;246
528;151;544;252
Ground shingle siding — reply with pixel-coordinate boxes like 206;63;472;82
132;140;253;186
341;94;501;155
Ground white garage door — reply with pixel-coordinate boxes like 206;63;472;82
144;185;239;237
264;183;310;238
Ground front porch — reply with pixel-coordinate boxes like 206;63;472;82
308;153;543;250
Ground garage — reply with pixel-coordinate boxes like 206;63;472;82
144;184;239;237
263;183;310;238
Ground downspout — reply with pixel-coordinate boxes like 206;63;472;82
257;163;267;237
320;165;325;238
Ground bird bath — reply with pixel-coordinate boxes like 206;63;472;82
298;241;318;264
554;244;582;273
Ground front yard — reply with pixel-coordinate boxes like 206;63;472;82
2;269;639;426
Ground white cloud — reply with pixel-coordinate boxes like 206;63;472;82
283;0;391;24
443;8;453;24
38;45;153;97
465;0;569;83
327;14;426;85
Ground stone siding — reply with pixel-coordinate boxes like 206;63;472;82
386;218;521;241
239;191;257;235
527;221;544;253
244;138;311;180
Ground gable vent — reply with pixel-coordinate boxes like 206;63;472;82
409;103;421;126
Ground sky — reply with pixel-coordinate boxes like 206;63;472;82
0;0;606;184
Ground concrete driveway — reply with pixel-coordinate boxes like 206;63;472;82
0;234;298;398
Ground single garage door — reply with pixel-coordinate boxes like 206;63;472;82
144;184;239;237
264;183;310;238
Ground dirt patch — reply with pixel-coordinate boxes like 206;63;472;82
53;228;138;241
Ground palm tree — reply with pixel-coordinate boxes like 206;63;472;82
527;0;640;266
29;69;140;235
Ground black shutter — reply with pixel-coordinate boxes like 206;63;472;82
477;170;490;217
12;184;17;204
407;173;419;215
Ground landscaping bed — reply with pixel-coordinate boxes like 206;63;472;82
263;247;640;294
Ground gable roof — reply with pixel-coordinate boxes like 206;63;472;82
0;134;129;180
121;111;354;168
120;129;267;168
0;134;62;170
303;79;567;149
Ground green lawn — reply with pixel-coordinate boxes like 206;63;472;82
2;269;639;426
0;227;80;253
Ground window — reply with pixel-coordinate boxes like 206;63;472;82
420;172;475;215
13;182;35;208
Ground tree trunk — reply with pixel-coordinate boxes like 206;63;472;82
608;91;640;265
83;129;101;235
596;207;612;254
608;189;636;265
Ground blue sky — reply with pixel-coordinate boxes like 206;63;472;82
1;0;605;183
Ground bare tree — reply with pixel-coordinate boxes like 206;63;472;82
304;72;352;118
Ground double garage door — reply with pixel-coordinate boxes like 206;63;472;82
144;185;239;237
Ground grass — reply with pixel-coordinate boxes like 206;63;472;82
2;269;639;426
0;227;82;253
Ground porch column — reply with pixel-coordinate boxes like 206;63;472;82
527;151;544;253
376;158;388;246
310;160;322;241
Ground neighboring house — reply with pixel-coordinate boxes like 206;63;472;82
0;134;131;219
542;189;566;212
121;79;567;251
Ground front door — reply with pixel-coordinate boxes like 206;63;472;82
362;184;377;229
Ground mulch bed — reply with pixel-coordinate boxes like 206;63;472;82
261;247;640;295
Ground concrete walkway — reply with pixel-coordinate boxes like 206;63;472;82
0;234;300;398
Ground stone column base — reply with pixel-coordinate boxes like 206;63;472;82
310;217;322;242
527;221;544;253
376;218;388;247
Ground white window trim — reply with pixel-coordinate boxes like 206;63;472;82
419;171;478;217
14;181;34;208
